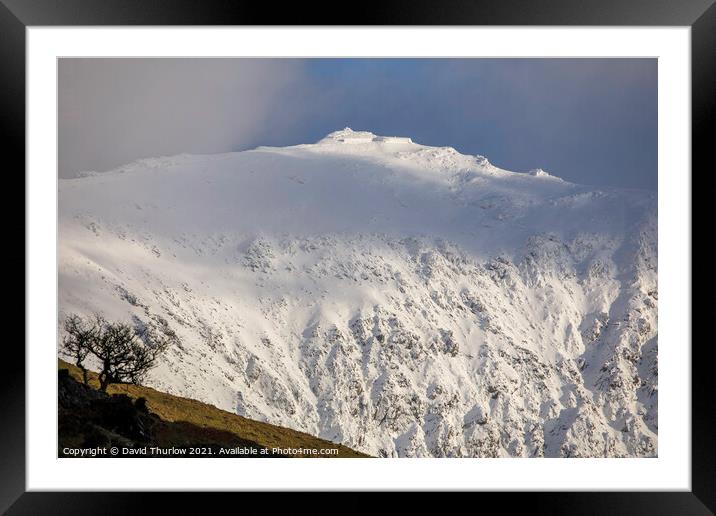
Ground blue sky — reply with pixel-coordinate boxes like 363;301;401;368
59;58;656;190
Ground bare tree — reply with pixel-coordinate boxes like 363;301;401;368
61;313;173;392
62;314;97;384
92;320;171;392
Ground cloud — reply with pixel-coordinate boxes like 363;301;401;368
58;58;311;177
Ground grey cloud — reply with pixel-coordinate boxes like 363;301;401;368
58;58;311;178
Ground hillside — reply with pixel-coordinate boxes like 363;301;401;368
58;128;658;457
59;359;368;458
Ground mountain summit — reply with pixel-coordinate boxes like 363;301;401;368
317;127;413;144
59;131;657;457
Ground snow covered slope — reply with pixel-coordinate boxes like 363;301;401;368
58;128;658;457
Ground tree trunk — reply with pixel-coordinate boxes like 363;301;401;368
74;359;88;385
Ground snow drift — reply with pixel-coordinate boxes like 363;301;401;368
59;128;658;457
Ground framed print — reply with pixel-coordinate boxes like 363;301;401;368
4;0;710;511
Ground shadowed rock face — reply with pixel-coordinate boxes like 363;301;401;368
58;130;657;457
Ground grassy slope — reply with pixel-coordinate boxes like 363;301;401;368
59;359;369;458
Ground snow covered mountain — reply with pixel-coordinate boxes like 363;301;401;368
58;128;658;457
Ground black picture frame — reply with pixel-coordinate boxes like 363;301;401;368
4;0;709;512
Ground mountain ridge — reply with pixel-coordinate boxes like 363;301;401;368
59;129;657;457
